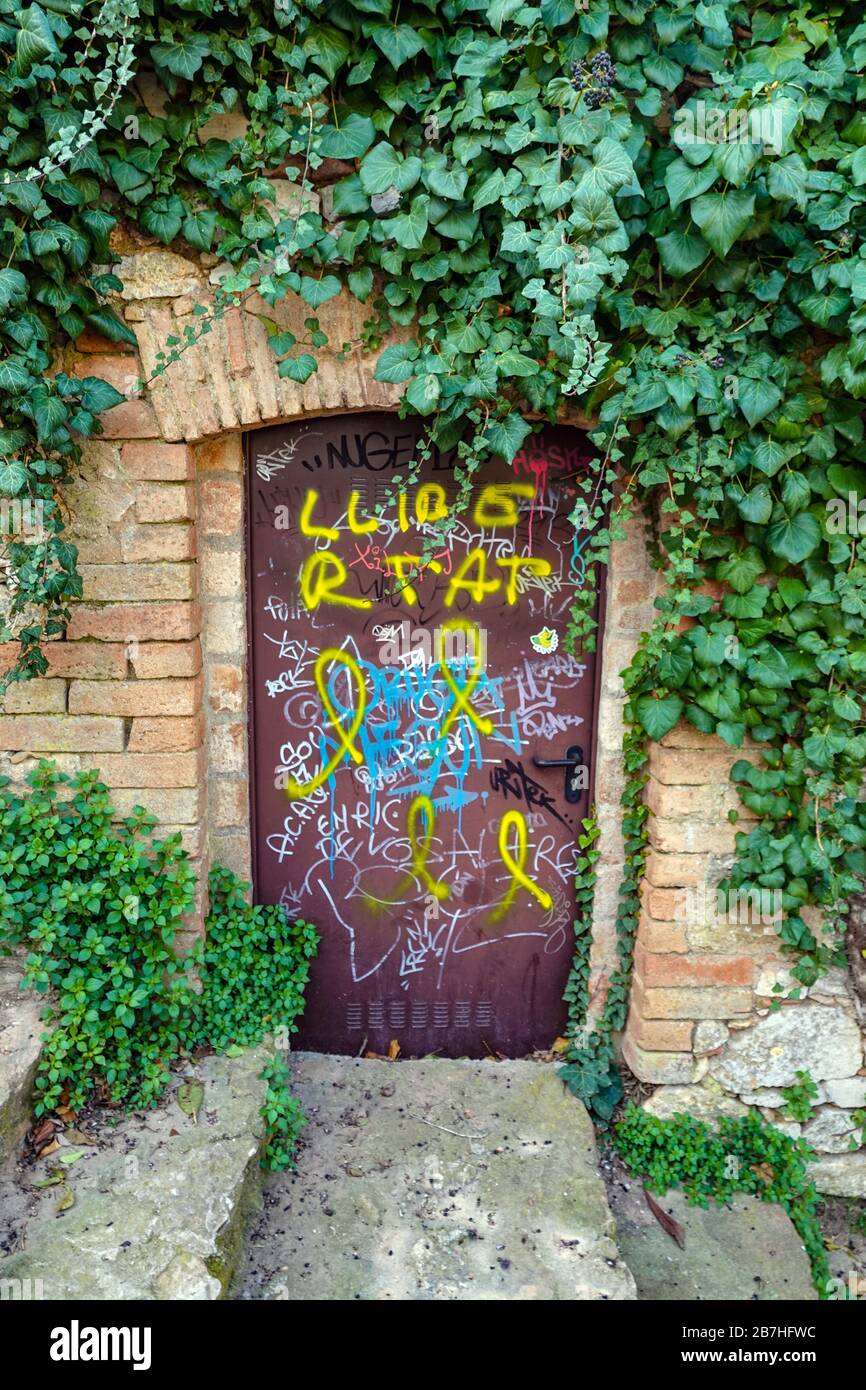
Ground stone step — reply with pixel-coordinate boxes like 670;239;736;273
0;1044;275;1300
235;1053;637;1301
0;957;44;1166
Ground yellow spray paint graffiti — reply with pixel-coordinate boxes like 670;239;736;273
438;618;494;738
488;809;554;922
284;649;367;800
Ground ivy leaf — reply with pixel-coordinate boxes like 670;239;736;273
387;195;429;249
635;694;684;741
483;413;532;463
182;209;217;251
403;372;440;414
151;35;211;80
738;378;783;426
0;459;27;495
360;144;421;196
374;343;418;383
303;24;350;81
15;4;59;74
766;512;821;564
368;23;425;69
424;158;468;201
746;645;793;690
664;158;718;211
347;267;374;301
278;354;317;384
80;378;125;414
141;197;185;245
317;114;376;160
0;268;27;308
657;228;708;276
690;190;755;258
298;275;340;309
737;483;773;524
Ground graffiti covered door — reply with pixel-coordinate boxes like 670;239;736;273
246;414;601;1057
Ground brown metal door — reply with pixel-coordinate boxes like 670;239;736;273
246;414;600;1057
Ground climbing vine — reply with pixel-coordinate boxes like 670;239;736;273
2;2;866;1061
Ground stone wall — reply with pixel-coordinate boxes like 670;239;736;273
624;724;866;1169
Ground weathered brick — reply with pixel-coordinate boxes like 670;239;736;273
650;817;738;856
209;720;246;775
209;829;251;881
632;977;753;1020
69;675;202;717
621;1032;698;1085
211;778;249;828
101;398;160;439
642;884;687;921
0;715;125;752
109;787;203;824
644;850;708;888
87;752;200;788
68;602;201;642
650;747;762;786
203;599;245;657
80;562;196;602
645;777;754;821
635;942;754;988
627;1015;694;1053
127;715;203;752
136;483;196;523
200;479;242;535
1;679;66;714
199;542;243;598
121;524;196;563
638;919;689;953
207;663;244;714
197;435;242;474
121;441;194;481
131;640;202;679
42;643;128;680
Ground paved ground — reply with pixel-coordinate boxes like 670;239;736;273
602;1152;817;1301
235;1053;637;1301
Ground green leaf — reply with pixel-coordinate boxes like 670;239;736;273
347;266;374;302
0;268;27;308
182;209;217;251
0;459;27;495
664;158;718;212
737;483;773;524
303;24;350;81
299;275;340;308
368;23;425;69
739;378;783;427
15;4;59;74
657;228;708;276
766;512;821;564
360;143;421;196
151;35;211;80
404;371;441;414
635;694;685;741
483;413;532;463
317;114;376;160
690;190;755;258
374;343;418;383
388;195;429;249
177;1080;204;1123
278;354;317;384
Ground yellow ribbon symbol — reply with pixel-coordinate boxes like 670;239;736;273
489;810;553;922
438;618;493;738
285;648;366;800
398;795;449;902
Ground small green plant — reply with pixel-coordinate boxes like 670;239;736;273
196;864;318;1053
562;813;600;1038
613;1105;831;1297
259;1057;306;1171
781;1070;820;1123
849;1100;866;1151
0;764;317;1165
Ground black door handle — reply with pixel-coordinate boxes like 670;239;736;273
532;745;586;805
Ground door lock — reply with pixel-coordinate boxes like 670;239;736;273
532;744;586;805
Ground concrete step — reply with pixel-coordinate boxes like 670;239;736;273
236;1053;637;1301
